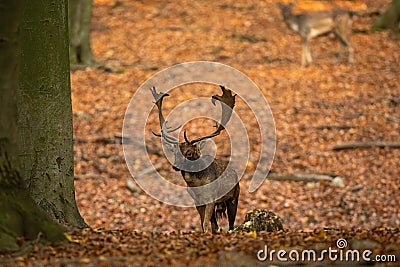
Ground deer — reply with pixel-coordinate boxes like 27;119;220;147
150;85;240;234
277;2;354;67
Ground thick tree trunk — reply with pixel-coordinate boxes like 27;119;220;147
18;0;87;228
69;0;96;65
372;0;400;36
0;3;23;188
0;2;66;252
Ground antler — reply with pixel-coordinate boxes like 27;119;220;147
150;87;180;144
186;85;236;144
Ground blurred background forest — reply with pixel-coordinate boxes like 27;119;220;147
71;0;399;233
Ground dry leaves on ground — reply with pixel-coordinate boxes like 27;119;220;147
3;0;399;265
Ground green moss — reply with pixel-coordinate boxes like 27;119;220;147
0;188;66;252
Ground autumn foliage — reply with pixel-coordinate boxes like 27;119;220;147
2;0;399;265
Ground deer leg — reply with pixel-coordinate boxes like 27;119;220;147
301;38;307;67
348;44;354;65
210;210;219;233
202;203;215;233
335;15;353;65
195;205;206;232
306;40;312;65
226;197;239;231
337;35;353;65
336;41;345;64
301;37;312;67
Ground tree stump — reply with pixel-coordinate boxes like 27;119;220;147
234;209;284;232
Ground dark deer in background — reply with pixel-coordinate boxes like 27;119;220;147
277;2;354;67
150;85;240;233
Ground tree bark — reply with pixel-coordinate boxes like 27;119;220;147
69;0;96;65
18;0;87;228
0;2;24;189
371;0;400;36
0;1;66;252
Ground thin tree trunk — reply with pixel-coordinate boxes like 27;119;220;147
69;0;96;65
372;0;400;36
18;0;87;228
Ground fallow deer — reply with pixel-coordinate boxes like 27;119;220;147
277;2;354;67
150;85;240;233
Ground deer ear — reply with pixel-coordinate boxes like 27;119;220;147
197;140;206;151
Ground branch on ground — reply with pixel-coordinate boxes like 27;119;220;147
333;142;400;151
267;173;336;182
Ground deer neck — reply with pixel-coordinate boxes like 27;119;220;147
180;156;217;187
282;8;301;32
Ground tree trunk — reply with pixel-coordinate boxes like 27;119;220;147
0;2;66;252
69;0;96;65
372;0;400;36
0;3;24;189
18;0;87;228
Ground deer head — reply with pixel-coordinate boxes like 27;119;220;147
277;2;295;17
150;85;236;172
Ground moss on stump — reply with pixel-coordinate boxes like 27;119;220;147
234;209;284;232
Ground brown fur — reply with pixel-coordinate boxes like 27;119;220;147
172;142;240;233
150;85;239;233
277;2;354;66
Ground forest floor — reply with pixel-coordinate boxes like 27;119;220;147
2;0;400;266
